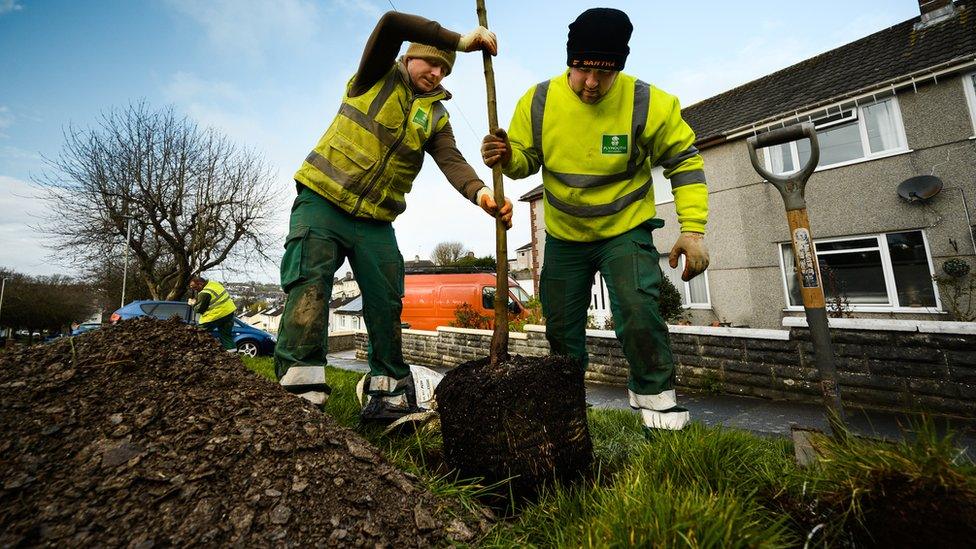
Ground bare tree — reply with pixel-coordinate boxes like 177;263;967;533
35;102;276;300
431;241;468;266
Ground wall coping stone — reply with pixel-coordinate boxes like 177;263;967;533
783;316;976;335
668;324;791;340
403;329;439;336
434;326;529;340
327;331;358;336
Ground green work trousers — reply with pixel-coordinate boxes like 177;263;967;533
274;187;409;395
201;313;235;350
541;219;675;396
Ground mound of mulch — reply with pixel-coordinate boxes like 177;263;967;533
0;318;485;547
436;354;592;503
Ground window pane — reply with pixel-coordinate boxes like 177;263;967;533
766;143;794;174
797;138;812;168
863;100;901;153
817;238;878;252
816;120;864;166
688;272;708;304
659;258;688;305
820;250;889;304
781;245;803;307
886;232;937;307
152;304;189;320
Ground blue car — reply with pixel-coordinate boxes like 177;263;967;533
110;300;276;357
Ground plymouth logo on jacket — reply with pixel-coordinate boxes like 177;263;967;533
602;134;628;154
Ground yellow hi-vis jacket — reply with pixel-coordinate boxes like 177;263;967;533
198;280;236;324
294;63;451;221
503;71;708;242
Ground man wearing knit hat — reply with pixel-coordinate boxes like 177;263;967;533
276;11;511;423
481;8;709;432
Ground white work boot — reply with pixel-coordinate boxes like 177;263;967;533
628;389;690;432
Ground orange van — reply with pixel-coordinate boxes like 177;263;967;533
401;272;531;331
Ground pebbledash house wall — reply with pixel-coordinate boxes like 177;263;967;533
353;320;976;417
663;75;976;330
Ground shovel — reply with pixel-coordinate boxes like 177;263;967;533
746;122;846;440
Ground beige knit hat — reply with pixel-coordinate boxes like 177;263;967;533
404;43;456;75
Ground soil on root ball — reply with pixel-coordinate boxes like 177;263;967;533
435;354;593;505
0;317;486;547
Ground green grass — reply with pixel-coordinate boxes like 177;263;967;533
241;356;975;548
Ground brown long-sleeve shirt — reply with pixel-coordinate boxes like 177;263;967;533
349;12;486;204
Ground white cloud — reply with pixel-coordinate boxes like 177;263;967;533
0;175;68;276
0;0;23;16
166;0;321;63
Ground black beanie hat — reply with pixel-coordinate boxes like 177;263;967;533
567;8;633;71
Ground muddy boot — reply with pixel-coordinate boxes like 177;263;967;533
360;377;418;424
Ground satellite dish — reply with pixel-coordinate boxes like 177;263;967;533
897;175;943;203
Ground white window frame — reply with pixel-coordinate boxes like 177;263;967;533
778;229;942;314
762;95;910;175
659;256;712;309
963;72;976;138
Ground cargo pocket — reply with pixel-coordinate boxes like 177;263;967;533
634;240;662;300
326;132;376;194
280;226;339;293
379;251;405;299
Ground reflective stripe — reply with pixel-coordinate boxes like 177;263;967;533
660;146;700;171
280;365;330;396
430;102;446;131
547;169;633;189
632;80;650;144
209;290;231;307
641;408;690;430
368;70;400;119
305;150;363;188
297;391;328;405
376;194;407;216
530;80;550;160
545;178;652;218
338;104;398;149
368;374;409;395
670;169;706;189
628;389;677;411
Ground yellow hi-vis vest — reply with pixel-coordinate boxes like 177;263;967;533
199;280;236;324
503;71;708;242
294;63;451;221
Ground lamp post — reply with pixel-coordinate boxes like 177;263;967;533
0;277;8;345
121;216;132;308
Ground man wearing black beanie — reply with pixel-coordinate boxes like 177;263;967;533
482;8;710;432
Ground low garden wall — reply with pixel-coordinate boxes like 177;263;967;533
352;319;976;417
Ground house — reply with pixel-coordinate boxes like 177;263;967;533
242;306;283;335
507;242;536;297
331;271;360;300
332;295;364;332
521;0;976;328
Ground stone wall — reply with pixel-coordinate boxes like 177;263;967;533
327;331;357;353
353;319;976;417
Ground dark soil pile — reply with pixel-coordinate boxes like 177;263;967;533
435;354;592;502
0;318;484;547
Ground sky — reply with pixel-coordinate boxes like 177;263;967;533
0;0;927;283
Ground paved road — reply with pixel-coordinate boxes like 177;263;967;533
328;350;976;452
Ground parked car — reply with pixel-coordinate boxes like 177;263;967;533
71;322;102;336
401;272;530;331
110;300;276;357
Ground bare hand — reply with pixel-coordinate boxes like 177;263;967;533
478;190;513;229
669;232;709;281
458;26;497;55
481;128;511;168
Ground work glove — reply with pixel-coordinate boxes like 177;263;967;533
669;232;709;282
481;128;511;168
457;26;498;55
476;187;513;229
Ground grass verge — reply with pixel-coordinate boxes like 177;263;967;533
241;356;975;547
